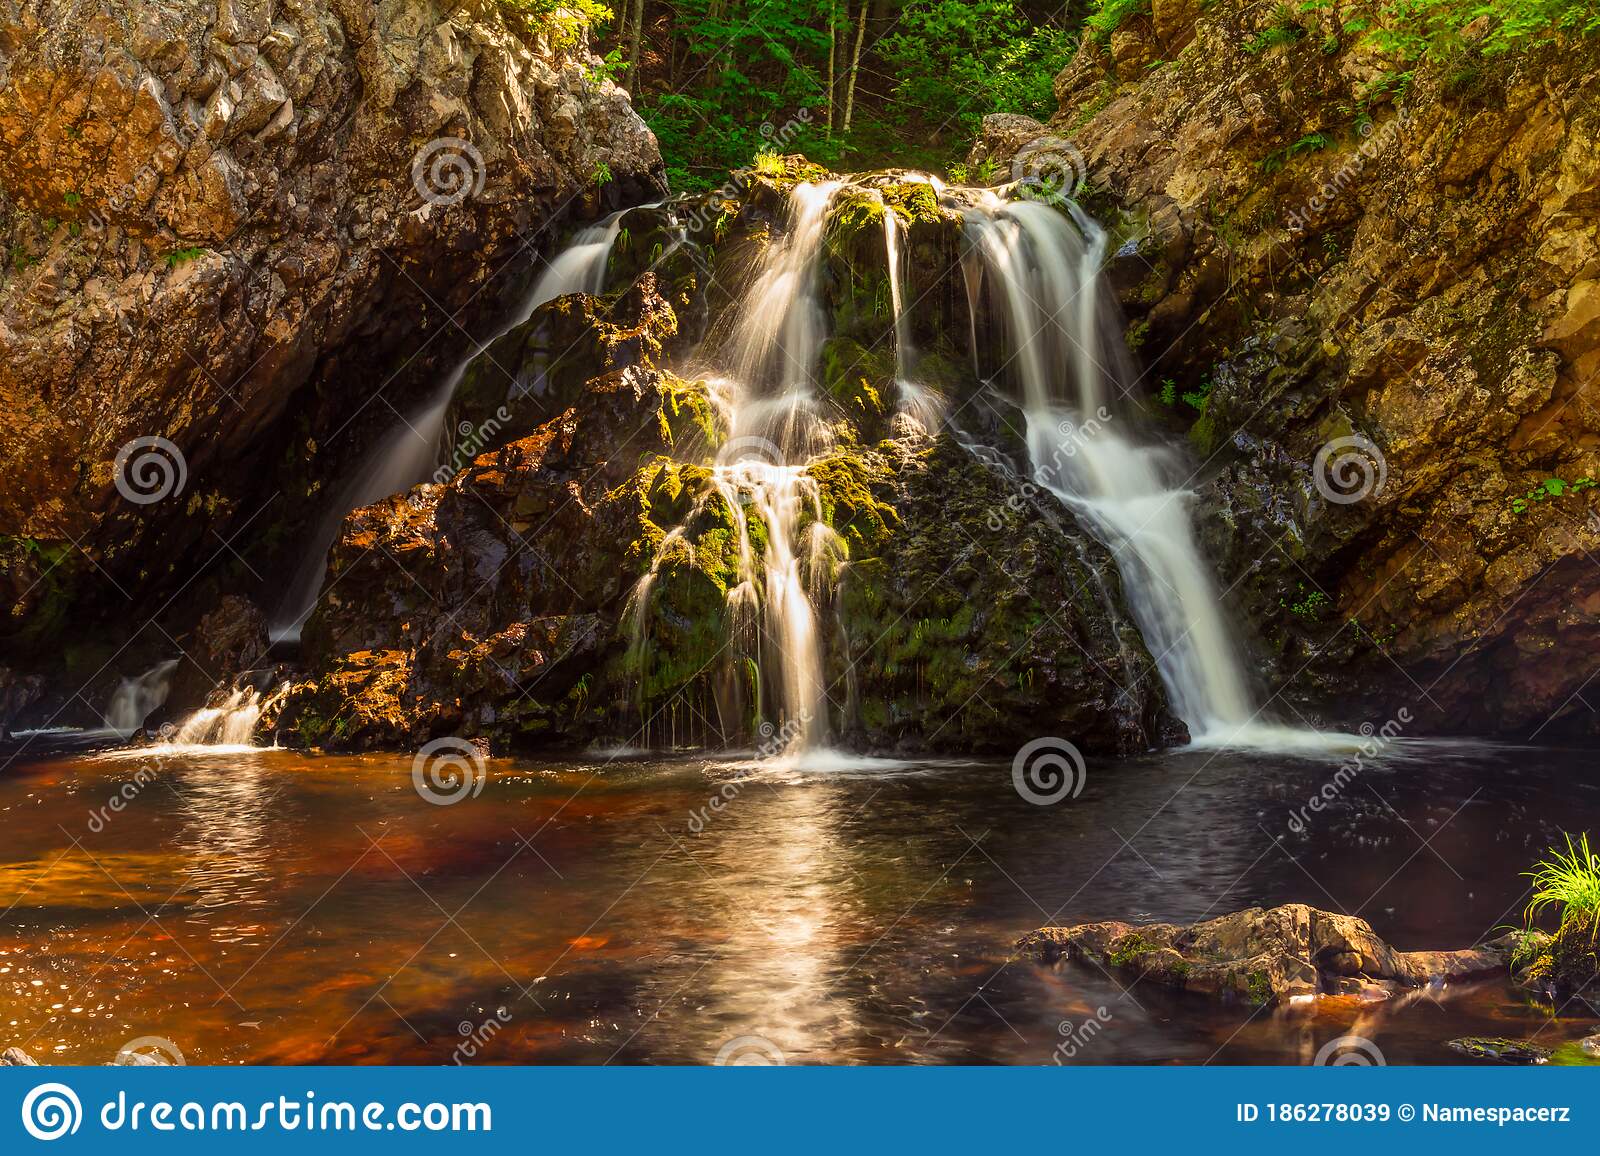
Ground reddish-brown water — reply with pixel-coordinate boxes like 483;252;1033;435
1;741;1596;1064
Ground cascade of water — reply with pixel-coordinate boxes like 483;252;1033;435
270;211;635;642
167;683;288;749
881;207;942;432
103;659;178;735
960;191;1303;746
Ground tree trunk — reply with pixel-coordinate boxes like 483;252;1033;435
627;0;645;78
826;1;837;133
842;0;867;132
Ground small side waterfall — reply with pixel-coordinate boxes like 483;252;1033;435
104;659;178;735
881;206;942;431
270;211;633;642
960;192;1315;747
165;682;289;750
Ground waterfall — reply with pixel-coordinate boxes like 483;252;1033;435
164;683;288;750
881;207;942;432
270;210;634;643
103;659;178;735
960;191;1321;748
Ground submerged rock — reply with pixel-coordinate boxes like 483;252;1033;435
1017;903;1517;1004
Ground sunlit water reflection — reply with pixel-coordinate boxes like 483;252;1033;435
0;741;1596;1064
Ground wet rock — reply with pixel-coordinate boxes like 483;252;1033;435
1;1046;37;1065
1447;1037;1552;1065
1017;903;1516;1004
0;0;665;701
1582;1033;1600;1057
1050;0;1600;734
964;113;1051;177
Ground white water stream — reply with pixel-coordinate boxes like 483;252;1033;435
270;211;634;643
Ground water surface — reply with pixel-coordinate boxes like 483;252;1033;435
2;741;1596;1064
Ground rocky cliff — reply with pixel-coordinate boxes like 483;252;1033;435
0;0;662;726
270;171;1182;757
1026;1;1600;737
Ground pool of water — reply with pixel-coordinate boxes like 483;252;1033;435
1;739;1596;1064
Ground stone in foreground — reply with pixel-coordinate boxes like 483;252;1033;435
1446;1037;1552;1065
1015;904;1516;1004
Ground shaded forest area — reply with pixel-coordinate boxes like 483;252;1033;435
595;0;1085;188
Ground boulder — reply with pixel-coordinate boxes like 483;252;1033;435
1017;903;1517;1004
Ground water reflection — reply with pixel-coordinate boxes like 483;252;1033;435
0;742;1594;1064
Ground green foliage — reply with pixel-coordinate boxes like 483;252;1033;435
592;159;614;187
500;0;613;50
1368;0;1600;63
1244;3;1307;53
625;0;1076;189
1282;583;1330;621
1258;132;1332;174
164;245;206;269
1084;0;1150;47
880;0;1072;140
1525;833;1600;941
1511;475;1596;513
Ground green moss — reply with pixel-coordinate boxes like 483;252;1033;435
879;181;945;227
1245;969;1274;1005
1109;932;1159;967
807;451;900;555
